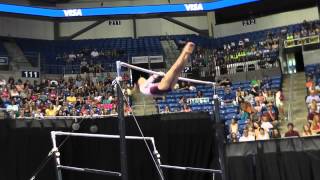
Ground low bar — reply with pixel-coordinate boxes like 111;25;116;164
160;164;222;174
58;165;122;177
119;62;216;86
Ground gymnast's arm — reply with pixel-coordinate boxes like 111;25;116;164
143;74;160;88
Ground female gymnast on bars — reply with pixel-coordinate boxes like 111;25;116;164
138;42;195;96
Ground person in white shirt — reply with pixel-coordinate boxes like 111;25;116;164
315;82;320;92
0;79;6;86
239;129;255;142
68;52;76;62
91;49;99;58
256;128;270;140
6;99;19;114
260;115;273;132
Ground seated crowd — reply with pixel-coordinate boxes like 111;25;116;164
155;75;307;142
304;64;320;136
188;20;320;77
285;20;320;40
0;74;133;118
56;47;126;74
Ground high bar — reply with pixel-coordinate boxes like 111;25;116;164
118;61;216;86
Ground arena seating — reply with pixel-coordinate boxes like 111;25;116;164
305;63;320;82
13;20;319;76
7;20;320;142
15;37;163;74
156;76;282;130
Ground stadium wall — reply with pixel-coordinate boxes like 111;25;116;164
0;17;54;40
59;16;208;39
59;20;134;39
136;16;208;37
214;7;320;38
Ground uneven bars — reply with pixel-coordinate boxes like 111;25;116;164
118;61;215;86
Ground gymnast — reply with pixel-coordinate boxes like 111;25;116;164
137;42;195;96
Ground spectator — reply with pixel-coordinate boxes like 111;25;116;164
45;104;57;116
248;126;256;138
229;118;239;135
265;90;275;103
311;115;320;134
256;128;270;140
0;79;6;87
255;91;266;105
284;123;300;137
306;90;320;105
305;76;314;90
243;91;254;104
223;88;235;103
67;93;77;104
308;99;319;112
308;107;319;123
91;49;99;59
67;52;76;63
275;90;285;119
10;87;19;98
315;81;320;92
261;102;278;124
271;128;281;139
302;124;313;137
181;104;192;112
163;105;171;114
239;129;255;142
196;90;203;98
260;115;274;132
230;132;239;143
179;96;187;106
6;99;19;113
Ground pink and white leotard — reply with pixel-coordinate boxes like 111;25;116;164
139;75;171;96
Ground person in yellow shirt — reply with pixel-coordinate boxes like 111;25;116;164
67;93;77;104
45;104;57;116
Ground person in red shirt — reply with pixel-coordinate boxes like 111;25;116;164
284;123;300;137
305;76;314;90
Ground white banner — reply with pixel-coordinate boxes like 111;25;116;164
0;57;8;65
148;56;163;63
187;97;211;105
132;56;148;64
132;56;164;64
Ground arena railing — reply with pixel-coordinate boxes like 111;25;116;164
14;114;118;120
284;35;320;48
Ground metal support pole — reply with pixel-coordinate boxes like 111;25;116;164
213;98;226;180
50;132;63;180
116;61;129;180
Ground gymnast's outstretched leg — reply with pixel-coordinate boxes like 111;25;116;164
138;42;195;96
158;42;194;90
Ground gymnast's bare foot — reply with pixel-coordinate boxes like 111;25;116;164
183;42;195;54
